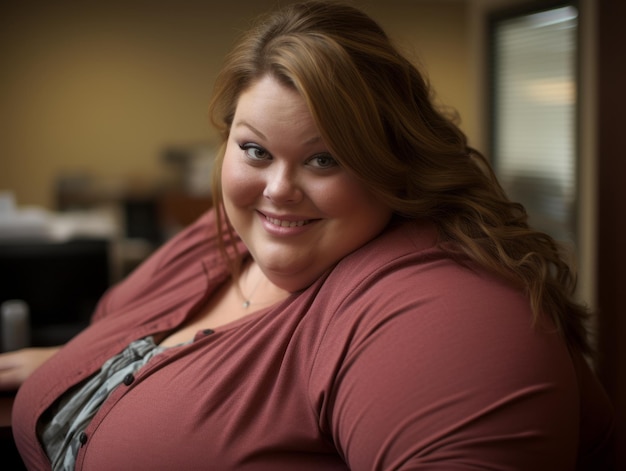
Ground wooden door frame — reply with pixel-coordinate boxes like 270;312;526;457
596;0;626;466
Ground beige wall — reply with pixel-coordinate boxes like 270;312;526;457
0;0;471;209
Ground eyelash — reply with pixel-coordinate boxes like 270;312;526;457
239;143;268;160
308;154;337;169
238;143;338;169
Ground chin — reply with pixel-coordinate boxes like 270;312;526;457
263;264;320;292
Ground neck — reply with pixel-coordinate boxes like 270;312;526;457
237;259;288;309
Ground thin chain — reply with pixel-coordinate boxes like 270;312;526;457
239;262;263;308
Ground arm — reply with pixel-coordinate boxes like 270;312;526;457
0;346;61;391
329;310;578;470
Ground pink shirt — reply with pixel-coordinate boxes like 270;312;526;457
13;210;614;470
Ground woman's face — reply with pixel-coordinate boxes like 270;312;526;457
221;75;392;292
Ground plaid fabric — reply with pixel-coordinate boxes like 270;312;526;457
39;337;166;471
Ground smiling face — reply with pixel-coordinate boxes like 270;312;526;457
221;75;392;292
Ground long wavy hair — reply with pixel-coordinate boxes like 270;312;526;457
208;0;590;355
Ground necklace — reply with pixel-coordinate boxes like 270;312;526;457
239;263;263;309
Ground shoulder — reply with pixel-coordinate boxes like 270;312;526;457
93;208;229;320
311;219;548;372
318;219;557;366
311;217;576;413
153;208;222;268
127;208;220;276
323;219;529;323
308;220;581;469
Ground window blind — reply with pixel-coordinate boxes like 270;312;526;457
491;5;578;243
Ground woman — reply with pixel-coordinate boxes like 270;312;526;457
1;1;614;469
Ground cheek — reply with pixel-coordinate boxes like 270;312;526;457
221;149;257;208
319;180;392;235
220;152;238;198
312;178;375;216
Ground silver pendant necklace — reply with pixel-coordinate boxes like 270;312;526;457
240;263;263;309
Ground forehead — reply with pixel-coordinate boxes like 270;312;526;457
233;76;320;140
237;75;305;112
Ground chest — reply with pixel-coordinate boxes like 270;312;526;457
75;327;344;470
157;278;249;347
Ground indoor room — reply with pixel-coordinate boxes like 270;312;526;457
1;0;623;468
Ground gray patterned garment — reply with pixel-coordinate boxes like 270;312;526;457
38;336;169;471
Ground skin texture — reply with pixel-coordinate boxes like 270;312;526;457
221;75;392;293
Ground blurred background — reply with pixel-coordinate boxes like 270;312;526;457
0;0;477;210
0;0;483;300
0;0;624;465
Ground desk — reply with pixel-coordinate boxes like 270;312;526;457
0;393;26;470
1;394;15;432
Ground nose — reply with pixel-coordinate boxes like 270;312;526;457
262;164;303;204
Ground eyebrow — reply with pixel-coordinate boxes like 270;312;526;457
235;121;266;140
234;120;323;146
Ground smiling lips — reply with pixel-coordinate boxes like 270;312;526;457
265;215;311;227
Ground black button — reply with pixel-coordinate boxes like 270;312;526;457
202;329;215;336
79;432;88;446
122;373;135;386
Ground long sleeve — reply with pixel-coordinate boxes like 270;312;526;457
310;248;581;470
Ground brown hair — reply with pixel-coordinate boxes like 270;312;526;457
208;0;590;354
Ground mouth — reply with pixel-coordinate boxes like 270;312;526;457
265;215;312;228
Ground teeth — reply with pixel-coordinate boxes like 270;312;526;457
266;216;309;228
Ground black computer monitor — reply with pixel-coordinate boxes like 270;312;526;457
0;238;111;346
